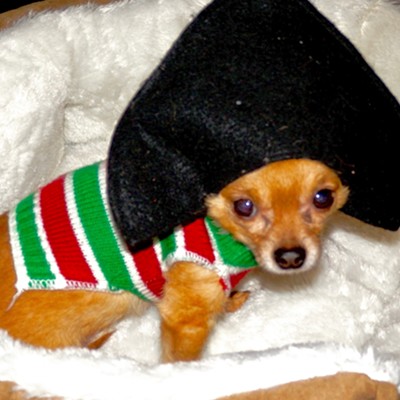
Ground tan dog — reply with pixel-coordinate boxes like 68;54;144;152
0;158;348;362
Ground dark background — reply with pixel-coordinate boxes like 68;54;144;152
0;1;42;14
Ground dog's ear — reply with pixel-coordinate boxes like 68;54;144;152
108;0;400;249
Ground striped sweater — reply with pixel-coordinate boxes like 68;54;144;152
9;162;257;302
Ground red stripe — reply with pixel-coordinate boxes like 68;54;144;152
228;270;251;291
219;278;229;292
40;176;97;283
183;219;215;263
133;245;165;299
219;270;251;293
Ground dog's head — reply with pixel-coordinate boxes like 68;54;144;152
206;159;349;274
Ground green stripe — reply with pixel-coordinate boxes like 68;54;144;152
205;217;257;268
160;233;177;260
72;163;146;299
15;194;56;281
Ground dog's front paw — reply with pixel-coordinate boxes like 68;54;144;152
225;290;250;313
158;261;227;362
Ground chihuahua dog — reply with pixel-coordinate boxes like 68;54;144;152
0;158;348;362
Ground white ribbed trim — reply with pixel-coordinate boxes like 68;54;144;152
8;209;30;297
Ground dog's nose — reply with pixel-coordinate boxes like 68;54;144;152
274;247;306;269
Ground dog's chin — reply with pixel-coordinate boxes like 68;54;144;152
259;264;314;275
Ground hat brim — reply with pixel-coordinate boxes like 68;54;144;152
108;0;400;249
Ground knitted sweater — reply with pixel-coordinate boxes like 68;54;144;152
9;162;257;302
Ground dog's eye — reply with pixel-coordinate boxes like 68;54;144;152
233;199;256;218
313;189;334;209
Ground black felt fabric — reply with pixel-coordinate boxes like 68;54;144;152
108;0;400;249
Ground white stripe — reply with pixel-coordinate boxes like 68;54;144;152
98;162;159;301
153;239;163;267
164;225;196;271
157;233;172;274
64;170;109;290
33;192;67;288
204;220;232;292
8;209;31;296
163;223;232;292
173;225;186;262
167;224;215;271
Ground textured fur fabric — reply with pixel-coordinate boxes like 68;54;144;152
0;0;211;214
1;1;400;399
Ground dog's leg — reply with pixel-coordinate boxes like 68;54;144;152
0;289;145;349
225;291;250;313
157;261;227;362
0;215;150;350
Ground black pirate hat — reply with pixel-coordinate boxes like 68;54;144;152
108;0;400;249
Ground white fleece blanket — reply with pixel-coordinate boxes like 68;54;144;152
1;1;400;399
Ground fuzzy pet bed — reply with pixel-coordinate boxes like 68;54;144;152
1;0;400;399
